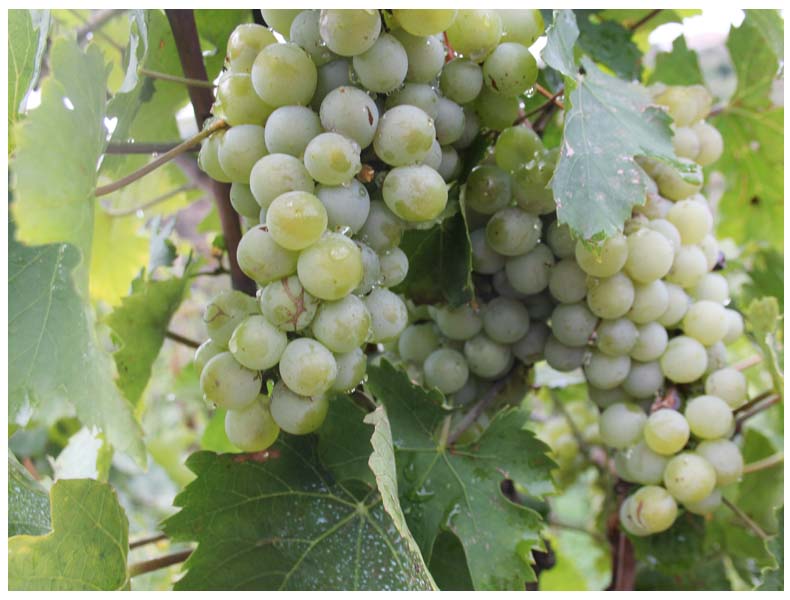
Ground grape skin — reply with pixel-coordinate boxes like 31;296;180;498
297;233;364;300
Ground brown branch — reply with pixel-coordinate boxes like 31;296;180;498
129;533;168;550
722;498;769;541
165;330;201;349
105;142;197;155
534;83;565;110
628;9;662;32
128;549;193;577
166;9;256;296
734;393;781;429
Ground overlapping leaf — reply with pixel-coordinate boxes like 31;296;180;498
648;35;703;86
8;454;51;537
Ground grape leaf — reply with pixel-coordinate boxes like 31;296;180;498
8;232;145;463
318;393;376;485
195;9;250;78
576;10;641;80
648;35;703;86
8;454;51;537
599;9;700;34
745;296;784;395
757;509;784;590
735;428;784;534
8;479;130;591
366;361;555;590
428;532;475;590
727;11;783;109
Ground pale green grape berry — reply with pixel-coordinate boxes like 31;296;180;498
258;275;319;332
270;381;329;434
597;318;638;356
625;229;674;283
474;87;520;130
630;322;668;362
433;304;482;340
249;153;315;210
264;105;322;158
226;24;277;73
684;489;722;515
546;220;575;259
279;338;337;397
398;323;440;364
229;315;288;371
311;295;371;353
319;9;381;57
672;126;700;160
434;98;465;146
548;259;588;304
195;339;223;373
316;180;371;234
619;496;651;537
358;201;404;252
705;368;747;409
464;333;512;379
364;288;408;343
692;121;724;166
665;245;708;289
237;226;299;285
722;309;744;344
627;486;678;534
200;352;261;409
217;124;268;182
320;86;379;149
499;9;544;46
683;300;729;346
510;149;558;214
584;352;631;390
693;273;729;304
657;283;690;328
705;342;728;375
599;402;646;449
385;83;440;119
260;9;301;37
588;386;633;409
512;321;550;365
483;297;530;344
575;235;628;278
230;183;263;219
544;335;588;372
653;158;703;201
586;273;635;320
382;165;448;222
622;360;664;399
304;132;362;185
203;290;260;347
440;59;484;104
198;131;231;182
695;439;743;486
216;73;274;126
451;376;481;407
353;33;408;93
685;395;733;440
332;348;367;392
464;165;512;214
393;9;457;35
646;218;682;252
374;105;436;167
493;270;527;300
525;290;560;319
471;229;505;274
660;335;708;383
454;107;480;149
354;242;382;295
663;452;717;504
654;85;712;126
485;207;542;256
251;43;317;107
290;10;337;67
225;398;280;451
424;348;470;394
643;409;690;456
311;59;352;110
446;10;503;62
266;191;327;251
552;302;598;348
495;125;543;172
422;139;443;170
297;233;364;300
505;244;555;295
392;30;445;84
482;42;537;96
379;248;409;288
615;451;637;482
699;234;721;270
625;441;669;485
667;198;713;245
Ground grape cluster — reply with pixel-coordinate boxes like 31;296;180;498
193;9;544;451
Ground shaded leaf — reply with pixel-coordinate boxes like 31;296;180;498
736;428;784;534
757;508;784;590
745;296;784;395
576;10;641;80
8;454;51;537
543;9;579;78
428;531;475;590
318;393;375;486
648;35;703;86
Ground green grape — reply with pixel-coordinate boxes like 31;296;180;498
699;234;721;270
200;352;261;409
619;496;650;537
482;42;537;96
584;352;631;390
485;207;542;256
446;10;502;62
522;291;554;321
311;295;372;353
354;242;382;295
705;368;747;409
684;489;722;515
624;228;674;283
251;43;317;107
352;33;408;93
203;290;260;348
682;300;729;346
392;30;445;84
615;451;637;482
667;198;713;245
398;323;440;363
482;297;530;344
544;335;588;372
625;442;670;485
424;348;470;394
260;9;301;37
654;85;712;126
705;342;729;376
657;283;690;328
548;258;587;304
692;121;723;166
546;220;576;259
382;165;448;222
646;218;682;252
259;275;319;332
440;59;484;104
226;24;277;73
230;183;261;219
643;409;690;456
311;59;352;111
194;339;223;373
663;452;717;504
450;376;481;407
289;10;337;67
552;302;598;348
685;395;733;440
494;125;543;172
596;318;638;356
454;107;480;149
266;191;328;251
384;83;440;119
492;270;527;300
303;132;362;185
665;245;708;289
364;288;408;343
511;149;558;214
693;273;729;304
279;338;337;397
672;125;700;160
695;439;743;486
474;87;520;130
499;9;544;46
358;201;405;252
722;309;744;345
586;273;635;320
422;139;442;170
628;486;678;534
373;105;436;167
433;305;482;340
225;398;280;451
575;234;628;278
216;73;274;126
622;360;664;399
217;124;268;183
438;146;462;182
588;385;632;409
332;348;367;392
512;321;550;365
379;248;409;288
464;165;512;215
660;335;708;383
464;333;512;379
298;233;364;300
270;381;329;434
630;322;668;362
229;315;287;371
249;153;315;210
237;225;299;285
393;9;457;35
316;180;370;234
599;402;646;449
264;106;322;158
505;244;555;295
198;131;231;182
319;9;381;57
435;98;466;145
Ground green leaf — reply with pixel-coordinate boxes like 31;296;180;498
736;428;784;534
745;297;784;395
727;11;783;109
366;361;555;590
543;10;579;78
648;35;703;86
758;508;784;590
576;10;641;80
8;454;51;537
195;9;250;78
8;233;145;463
163;442;436;590
428;532;475;590
105;270;191;406
318;393;376;486
8;479;129;590
199;408;240;453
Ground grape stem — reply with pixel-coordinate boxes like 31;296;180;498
628;9;663;31
165;330;201;349
128;549;193;578
742;452;783;474
733;354;763;371
722;498;769;541
534;83;565;110
734;392;781;430
100;183;198;217
138;67;216;89
129;533;168;550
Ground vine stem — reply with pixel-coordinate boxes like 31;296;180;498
165;330;201;349
742;452;783;474
722;498;769;541
138;67;216;89
101;184;197;217
128;549;193;578
95;120;228;197
534;83;565;109
628;9;662;31
105;142;194;155
734;393;781;428
129;533;168;550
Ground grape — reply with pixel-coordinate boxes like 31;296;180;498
667;198;713;245
625;442;669;485
492;269;527;300
643;409;690;456
303;132;362;185
451;376;481;407
374;105;436;167
657;283;690;328
499;9;544;46
266;191;328;251
630;322;669;362
437;146;461;182
695;439;743;486
311;295;371;353
422;139;442;170
482;42;537;96
723;309;744;344
586;273;635;320
682;300;728;346
354;242;382;295
270;381;329;434
672;126;700;160
384;83;440;119
446;10;503;62
705;368;747;409
464;333;512;379
398;323;440;363
312;59;352;110
482;297;530;344
318;9;381;57
654;85;712;126
230;183;262;219
485;207;541;257
198;129;231;182
298;233;364;300
194;339;223;373
505;244;555;295
289;10;336;67
522;291;556;320
693;273;729;304
217;126;268;184
216;73;274;126
464;165;512;215
663;452;717;504
227;24;277;73
646;218;682;252
653;158;703;201
203;290;260;347
597;318;638;356
259;276;318;332
474;87;520;130
261;9;301;37
684;489;722;515
237;226;298;285
512;321;550;365
264;106;322;158
699;234;721;270
552;303;597;348
393;9;457;35
424;348;470;394
332;348;367;392
599;402;646;449
434;98;466;146
251;43;317;107
392;30;445;83
249;153;314;209
228;315;288;371
379;248;409;287
622;360;664;399
706;342;729;374
511;149;558;214
546;220;576;259
495;126;543;172
665;245;708;288
382;165;448;222
692;121;724;166
440;59;484;104
364;288;408;343
685;395;733;440
225;398;280;451
627;486;678;534
575;235;628;278
316;180;371;234
588;386;632;409
471;228;506;274
619;496;650;537
660;335;708;383
200;352;261;409
584;352;631;390
454;107;480;149
549;259;588;304
279;338;337;397
433;304;482;340
624;229;674;283
358;201;405;252
544;335;587;372
352;33;408;93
